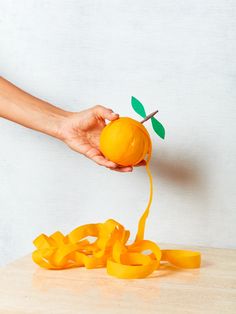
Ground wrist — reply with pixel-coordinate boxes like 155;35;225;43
44;107;72;140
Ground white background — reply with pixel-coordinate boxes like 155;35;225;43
0;0;235;266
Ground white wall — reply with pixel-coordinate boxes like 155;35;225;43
0;0;235;266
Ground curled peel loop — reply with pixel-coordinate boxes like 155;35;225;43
32;138;201;278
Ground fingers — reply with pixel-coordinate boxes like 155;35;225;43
111;161;146;171
90;154;117;169
112;166;133;172
110;160;146;172
90;153;133;172
93;105;119;121
83;145;136;173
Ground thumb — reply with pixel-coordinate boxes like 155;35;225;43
93;105;119;121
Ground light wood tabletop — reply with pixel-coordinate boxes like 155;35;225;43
0;244;235;314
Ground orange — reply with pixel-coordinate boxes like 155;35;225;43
100;117;151;166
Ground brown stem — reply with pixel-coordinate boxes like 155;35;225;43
140;110;159;124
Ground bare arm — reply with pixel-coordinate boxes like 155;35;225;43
0;77;134;172
0;77;70;138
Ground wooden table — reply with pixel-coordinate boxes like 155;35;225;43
0;245;235;314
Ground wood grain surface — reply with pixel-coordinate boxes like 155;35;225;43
0;244;235;314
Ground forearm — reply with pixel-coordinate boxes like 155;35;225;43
0;77;69;139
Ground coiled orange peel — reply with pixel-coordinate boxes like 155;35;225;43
32;117;201;279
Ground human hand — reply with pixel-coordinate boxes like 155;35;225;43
57;105;145;172
0;78;145;172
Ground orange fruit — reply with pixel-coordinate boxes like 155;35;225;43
100;117;151;166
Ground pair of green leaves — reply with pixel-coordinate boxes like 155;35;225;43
131;96;165;139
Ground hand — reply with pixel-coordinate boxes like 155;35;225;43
0;77;145;172
58;105;146;172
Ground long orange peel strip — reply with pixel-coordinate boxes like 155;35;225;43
32;139;201;279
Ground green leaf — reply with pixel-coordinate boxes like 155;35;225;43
151;117;165;139
131;96;146;118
